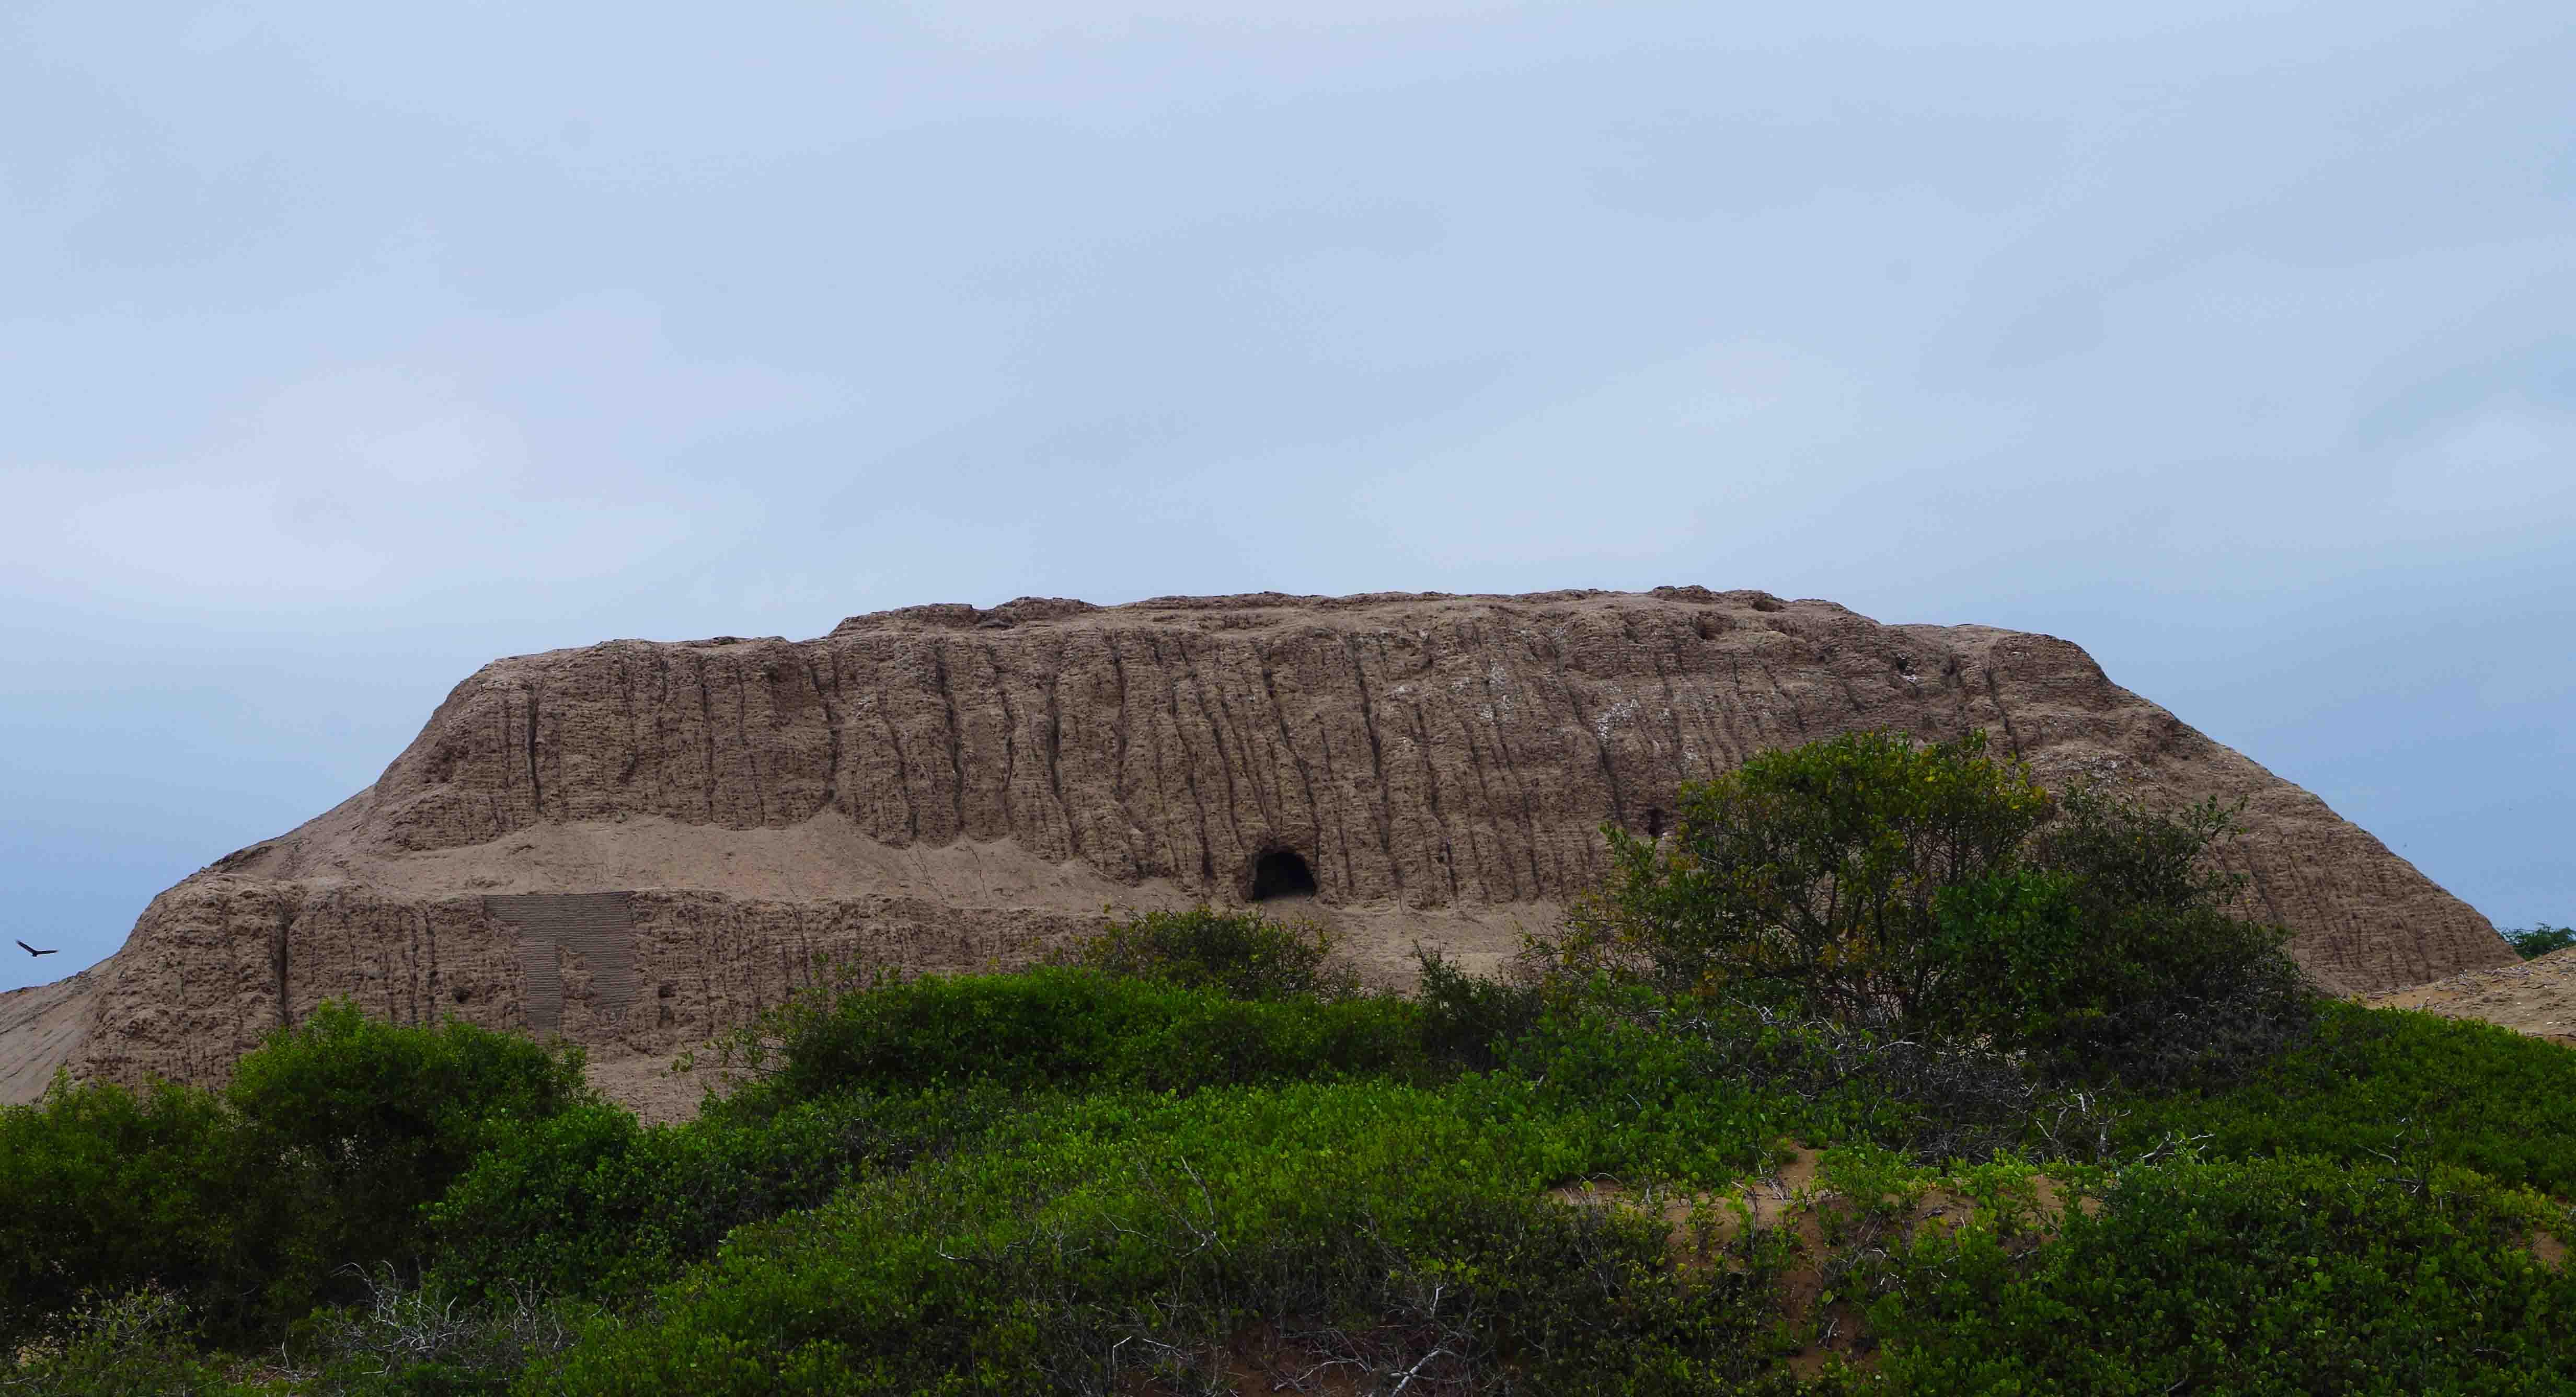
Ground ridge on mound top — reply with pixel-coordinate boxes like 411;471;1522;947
2;588;2508;1108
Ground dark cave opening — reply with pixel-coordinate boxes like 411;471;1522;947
1249;848;1318;901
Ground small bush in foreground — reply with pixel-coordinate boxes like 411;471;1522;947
281;1267;594;1397
1;1284;236;1396
2119;999;2576;1197
1873;1152;2576;1394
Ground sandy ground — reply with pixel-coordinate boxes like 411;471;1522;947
0;967;97;1103
582;1050;744;1127
2363;944;2576;1046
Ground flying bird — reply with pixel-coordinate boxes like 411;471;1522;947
16;940;55;957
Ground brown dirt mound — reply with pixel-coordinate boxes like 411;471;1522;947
4;587;2507;1112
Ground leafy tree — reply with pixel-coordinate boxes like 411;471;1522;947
0;1003;590;1347
1558;728;2048;1020
2504;924;2575;960
225;1002;592;1314
0;1078;242;1345
1554;728;2310;1084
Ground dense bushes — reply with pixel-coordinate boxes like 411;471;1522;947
0;1079;243;1345
1874;1153;2576;1393
429;1087;1030;1303
9;731;2572;1392
0;1004;588;1348
1919;867;2310;1087
1557;729;2312;1086
513;1082;1804;1396
712;966;1433;1114
2118;999;2576;1197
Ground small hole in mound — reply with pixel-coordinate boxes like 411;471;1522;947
1250;848;1318;901
1645;807;1668;839
452;986;471;1004
658;982;675;999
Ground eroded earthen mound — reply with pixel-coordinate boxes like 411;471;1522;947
0;588;2509;1106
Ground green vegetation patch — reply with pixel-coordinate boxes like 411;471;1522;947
7;731;2571;1394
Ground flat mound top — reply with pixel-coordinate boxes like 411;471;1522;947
3;585;2511;1106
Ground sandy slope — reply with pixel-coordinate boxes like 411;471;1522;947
2365;945;2576;1047
0;966;100;1103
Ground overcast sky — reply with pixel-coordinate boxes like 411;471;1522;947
5;1;2570;989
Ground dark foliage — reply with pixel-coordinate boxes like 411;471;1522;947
2503;924;2575;960
2119;999;2576;1197
1555;729;2313;1088
1064;903;1359;1001
429;1087;1026;1303
0;1003;587;1348
1411;944;1547;1073
713;966;1431;1116
1876;1153;2576;1394
0;1080;242;1347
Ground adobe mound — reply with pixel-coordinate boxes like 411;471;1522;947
4;587;2508;1105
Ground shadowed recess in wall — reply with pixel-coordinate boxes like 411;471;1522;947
483;893;638;1034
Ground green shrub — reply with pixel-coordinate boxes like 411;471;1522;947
0;1079;243;1347
430;1089;1024;1302
0;1284;241;1396
1874;1152;2576;1394
218;1003;591;1332
1412;944;1547;1072
1488;991;2057;1172
226;1002;592;1238
2121;1001;2576;1196
1066;903;1357;1000
715;967;1429;1114
513;1082;1805;1395
1552;729;2311;1087
0;1004;589;1349
283;1266;598;1397
2026;777;2252;918
1558;729;2046;1018
2504;924;2575;960
1918;868;2312;1087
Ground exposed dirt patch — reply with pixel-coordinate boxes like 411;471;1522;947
580;1050;740;1127
1550;1147;2101;1377
0;967;100;1105
2532;1231;2568;1271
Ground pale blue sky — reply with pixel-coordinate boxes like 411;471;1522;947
6;1;2570;988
